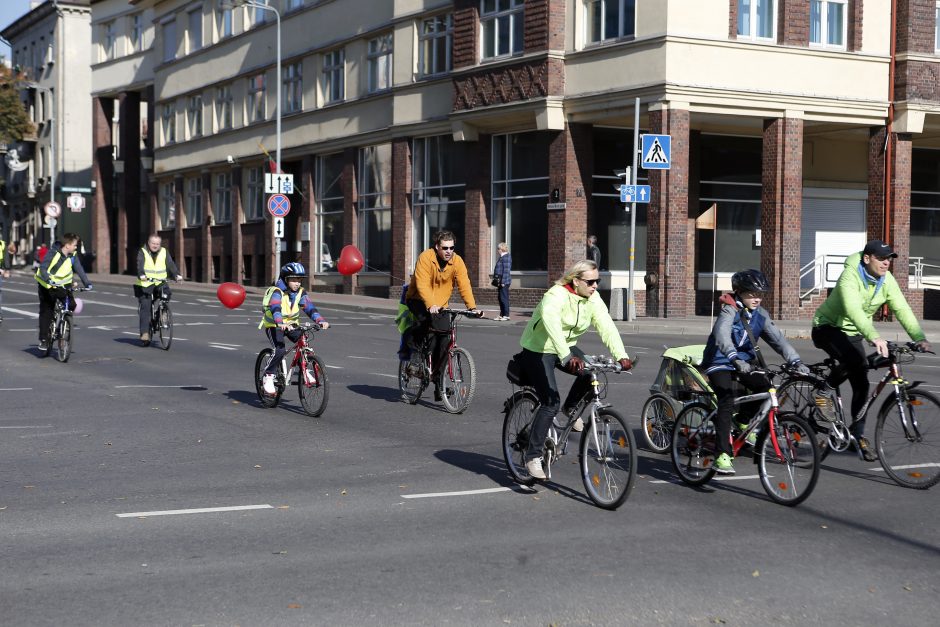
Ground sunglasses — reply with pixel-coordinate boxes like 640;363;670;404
580;278;601;286
439;245;455;251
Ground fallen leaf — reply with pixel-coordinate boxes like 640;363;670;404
287;604;301;609
752;570;760;577
868;586;876;593
277;505;290;509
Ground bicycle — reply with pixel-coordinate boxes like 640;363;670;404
398;308;483;414
142;280;173;350
502;355;638;510
777;341;940;489
43;285;90;363
254;322;329;417
670;365;820;506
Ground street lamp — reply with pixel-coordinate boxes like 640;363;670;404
29;83;56;246
219;0;282;273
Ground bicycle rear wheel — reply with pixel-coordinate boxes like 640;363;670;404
670;402;717;486
54;315;71;363
399;352;426;404
254;348;282;408
875;390;940;489
298;353;329;417
641;393;678;454
756;412;819;506
43;320;55;357
502;390;539;486
580;408;637;510
778;378;832;461
157;304;173;350
440;347;476;414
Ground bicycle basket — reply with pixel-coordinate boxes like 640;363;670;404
650;345;713;401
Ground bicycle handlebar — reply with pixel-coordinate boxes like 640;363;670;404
439;308;485;319
581;355;639;374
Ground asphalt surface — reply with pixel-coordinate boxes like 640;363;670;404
1;274;938;625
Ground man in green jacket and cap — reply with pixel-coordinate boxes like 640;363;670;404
812;239;931;461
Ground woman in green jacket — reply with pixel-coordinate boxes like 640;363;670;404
518;260;633;480
812;240;931;460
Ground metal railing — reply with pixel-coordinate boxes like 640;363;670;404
910;257;940;289
800;254;848;300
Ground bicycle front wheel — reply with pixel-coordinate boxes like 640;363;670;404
254;348;282;408
157;304;173;350
671;402;717;486
875;389;940;489
580;408;637;510
54;315;72;363
756;412;819;506
399;352;426;404
641;393;678;454
502;390;539;486
778;378;832;461
440;347;476;414
298;354;329;417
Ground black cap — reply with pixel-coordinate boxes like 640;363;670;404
862;240;898;259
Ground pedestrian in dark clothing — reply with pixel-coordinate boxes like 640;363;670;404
587;235;601;269
494;242;512;320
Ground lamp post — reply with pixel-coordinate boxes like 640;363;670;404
220;0;282;274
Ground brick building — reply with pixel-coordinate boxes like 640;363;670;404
88;0;940;318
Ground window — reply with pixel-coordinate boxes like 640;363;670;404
161;102;176;144
216;6;233;40
187;94;203;138
162;18;177;62
186;177;203;226
492;133;550;271
245;166;265;221
419;14;453;77
160;181;176;229
367;34;393;93
215;84;233;131
130;14;144;52
247;73;266;123
323;49;344;103
102;21;116;60
911;149;940;270
481;0;524;58
810;0;846;47
586;0;636;43
316;153;344;272
251;0;269;27
358;145;392;272
286;0;304;11
413;135;465;259
737;0;775;40
215;172;232;224
283;61;303;113
188;8;202;53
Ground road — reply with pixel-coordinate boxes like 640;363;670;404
1;276;938;625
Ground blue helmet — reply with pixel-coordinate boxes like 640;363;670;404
280;262;307;280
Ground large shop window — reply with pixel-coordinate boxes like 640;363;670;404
481;0;524;59
215;172;232;224
591;127;647;272
492;133;549;272
358;145;392;273
316;153;344;273
737;0;775;40
696;134;763;273
413;135;465;261
912;148;940;269
585;0;636;44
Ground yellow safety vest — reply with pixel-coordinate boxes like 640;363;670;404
259;286;304;329
0;240;5;265
136;247;169;287
35;251;73;289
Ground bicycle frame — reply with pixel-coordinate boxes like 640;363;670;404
278;325;320;386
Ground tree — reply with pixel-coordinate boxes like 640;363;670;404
0;64;34;146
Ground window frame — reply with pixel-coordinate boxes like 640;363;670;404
187;94;203;139
315;153;345;273
322;49;345;104
161;102;176;145
130;14;144;52
418;13;453;77
102;20;116;60
244;166;265;221
282;61;303;114
214;171;233;224
585;0;637;44
187;8;203;54
357;144;393;273
162;17;177;63
367;33;393;94
216;6;233;41
247;73;266;124
215;84;233;132
185;176;203;227
480;0;525;59
412;135;466;258
737;0;777;41
160;181;176;229
809;0;848;49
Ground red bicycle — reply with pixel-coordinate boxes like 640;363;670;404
254;322;329;416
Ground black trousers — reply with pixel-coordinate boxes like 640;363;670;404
406;299;450;385
812;325;869;438
38;286;74;342
134;284;172;335
708;369;771;457
264;326;303;375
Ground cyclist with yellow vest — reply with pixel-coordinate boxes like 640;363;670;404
259;262;330;395
35;233;92;351
0;237;12;324
135;234;183;345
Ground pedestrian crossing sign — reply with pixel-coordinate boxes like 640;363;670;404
641;134;671;170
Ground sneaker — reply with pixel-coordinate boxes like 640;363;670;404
434;386;443;402
262;374;276;395
526;457;547;480
854;436;878;462
140;332;151;344
713;452;736;475
736;422;757;447
38;340;48;351
554;407;583;432
813;386;838;422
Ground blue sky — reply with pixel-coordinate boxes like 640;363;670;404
1;0;40;63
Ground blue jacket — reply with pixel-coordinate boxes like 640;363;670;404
702;294;800;374
494;253;511;287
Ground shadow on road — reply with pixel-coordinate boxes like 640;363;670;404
347;383;403;403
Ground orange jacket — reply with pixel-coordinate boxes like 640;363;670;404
406;248;476;310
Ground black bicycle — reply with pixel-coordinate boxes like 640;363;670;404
143;281;173;350
44;285;90;363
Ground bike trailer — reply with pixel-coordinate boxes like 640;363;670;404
650;345;713;400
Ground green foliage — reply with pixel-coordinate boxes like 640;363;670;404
0;64;34;146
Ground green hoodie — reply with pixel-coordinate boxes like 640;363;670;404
520;284;628;361
813;252;925;342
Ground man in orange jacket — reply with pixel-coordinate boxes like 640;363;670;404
405;230;480;400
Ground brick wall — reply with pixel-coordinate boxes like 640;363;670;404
761;116;804;320
728;0;738;39
391;138;413;290
848;0;863;52
453;1;478;69
92;96;114;274
453;59;552;111
896;0;935;54
547;124;591;281
342;147;359;294
779;0;809;46
463;136;492;287
524;0;566;52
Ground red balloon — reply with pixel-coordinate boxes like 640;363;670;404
337;245;364;276
217;282;246;309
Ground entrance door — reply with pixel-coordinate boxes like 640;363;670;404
800;189;867;290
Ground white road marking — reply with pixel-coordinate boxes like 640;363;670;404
1;306;38;318
371;373;398;378
116;504;273;518
0;387;33;391
347;355;379;360
20;430;85;438
0;424;51;428
650;474;760;484
210;345;238;351
325;365;344;369
869;462;940;471
114;385;204;389
4;328;36;331
401;487;512;499
208;342;242;347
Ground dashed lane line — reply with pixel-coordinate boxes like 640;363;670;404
116;504;273;518
1;306;37;318
402;487;513;499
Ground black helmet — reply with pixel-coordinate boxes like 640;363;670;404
280;262;307;280
731;269;769;294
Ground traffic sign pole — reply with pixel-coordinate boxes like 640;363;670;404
628;97;640;322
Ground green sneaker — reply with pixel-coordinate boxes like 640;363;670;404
714;452;735;475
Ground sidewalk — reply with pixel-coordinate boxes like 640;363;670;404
84;272;940;342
